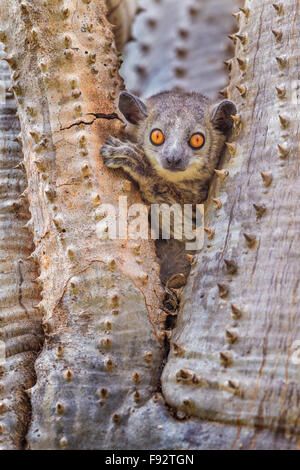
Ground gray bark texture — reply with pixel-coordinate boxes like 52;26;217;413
162;0;300;448
0;48;43;450
0;0;299;450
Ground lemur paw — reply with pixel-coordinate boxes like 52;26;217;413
106;136;123;147
100;137;124;168
101;137;122;157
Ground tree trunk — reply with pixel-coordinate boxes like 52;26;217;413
0;47;43;450
121;0;241;100
0;0;164;450
162;0;300;449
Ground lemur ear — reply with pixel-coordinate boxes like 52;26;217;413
118;91;148;124
211;100;237;134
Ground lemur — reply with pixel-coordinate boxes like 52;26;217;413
101;90;236;294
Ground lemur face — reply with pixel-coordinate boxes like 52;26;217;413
118;90;236;182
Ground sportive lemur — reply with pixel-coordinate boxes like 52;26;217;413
101;90;236;206
101;90;236;291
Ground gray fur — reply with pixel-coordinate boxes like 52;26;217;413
101;90;236;206
101;91;236;288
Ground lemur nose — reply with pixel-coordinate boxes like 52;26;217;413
167;155;182;166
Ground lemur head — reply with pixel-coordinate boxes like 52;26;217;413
118;90;236;182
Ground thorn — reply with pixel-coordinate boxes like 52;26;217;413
135;65;147;76
67;247;75;261
276;56;287;69
212;198;222;210
45;187;57;201
175;47;188;59
146;18;157;29
239;7;250;17
228;34;237;44
224;60;232;71
253;204;266;217
136;6;146;14
188;6;200;16
272;30;282;42
236;85;247;97
279;115;289;129
227;380;239;390
226;142;237;156
278;144;289;158
232;12;240;20
226;329;237;344
243;233;257;248
174;66;186;78
204;227;215;240
272;3;283;14
178;28;189;39
237;57;247;71
275;86;286;99
0;31;6;43
186;254;194;263
219;87;229;98
231;114;241;126
172;342;185;357
231;304;242;319
140;42;151;53
218;284;228;298
261;172;273;187
64;369;73;382
214;169;229;182
224;259;237;275
62;7;70;18
14;161;25;171
20;2;28;13
220;352;233;367
3;57;17;69
235;33;247;45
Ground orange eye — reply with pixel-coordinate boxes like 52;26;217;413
150;129;165;146
189;133;205;149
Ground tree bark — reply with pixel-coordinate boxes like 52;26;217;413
0;0;164;449
1;0;299;451
162;0;300;448
106;0;138;51
121;0;241;100
0;50;43;449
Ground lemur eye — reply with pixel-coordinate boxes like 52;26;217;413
189;133;205;149
150;129;165;146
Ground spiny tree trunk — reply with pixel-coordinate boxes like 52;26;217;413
106;0;138;51
0;51;43;449
162;0;300;449
0;0;164;450
1;0;299;451
121;0;241;100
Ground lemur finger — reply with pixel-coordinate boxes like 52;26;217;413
103;156;123;169
105;136;124;146
104;157;137;173
100;143;115;157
